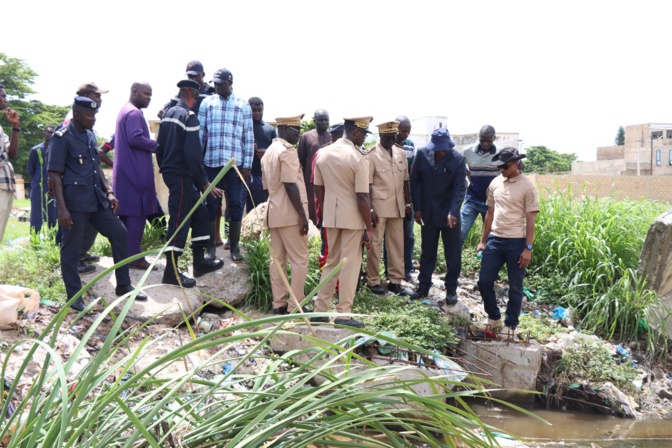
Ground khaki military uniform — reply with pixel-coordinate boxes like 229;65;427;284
366;142;409;285
261;137;309;311
313;138;370;314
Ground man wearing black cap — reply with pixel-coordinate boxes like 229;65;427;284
476;147;539;341
198;67;254;264
48;97;148;311
158;61;216;118
409;128;466;305
156;80;225;287
244;97;276;211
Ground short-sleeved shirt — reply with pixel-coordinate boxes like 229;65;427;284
487;173;539;239
47;122;108;212
0;124;15;192
367;142;408;218
463;144;499;203
261;138;307;228
314;138;369;230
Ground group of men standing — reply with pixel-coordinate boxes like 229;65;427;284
1;60;540;336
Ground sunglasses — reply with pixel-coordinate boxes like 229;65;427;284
499;163;513;170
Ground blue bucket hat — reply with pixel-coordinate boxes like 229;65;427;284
426;128;455;151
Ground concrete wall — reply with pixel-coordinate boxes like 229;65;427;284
571;160;626;176
597;145;625;161
530;174;672;203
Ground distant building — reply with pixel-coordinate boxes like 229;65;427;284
572;123;672;176
410;116;520;152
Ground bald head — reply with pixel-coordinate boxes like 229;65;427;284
130;82;152;109
314;109;329;133
395;115;411;144
479;125;495;139
478;125;496;153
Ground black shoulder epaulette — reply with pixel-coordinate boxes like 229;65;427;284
55;127;69;137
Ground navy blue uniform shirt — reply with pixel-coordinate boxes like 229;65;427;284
47;122;108;212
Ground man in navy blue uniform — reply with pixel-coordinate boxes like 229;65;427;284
409;128;466;304
48;97;147;311
27;125;57;233
156;80;225;287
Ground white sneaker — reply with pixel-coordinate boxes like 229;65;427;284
473;318;503;332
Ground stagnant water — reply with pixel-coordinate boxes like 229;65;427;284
472;403;672;447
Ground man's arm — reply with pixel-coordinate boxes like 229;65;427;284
314;184;325;213
519;211;538;268
98;141;114;167
184;114;209;191
449;156;467;218
476;205;495;252
125;111;156;152
356;192;373;250
410;151;423;224
3;108;20;159
296;135;307;170
284;183;309;235
49;171;72;229
27;148;37;179
241;105;254;172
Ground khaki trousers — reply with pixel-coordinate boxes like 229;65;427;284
269;225;308;311
315;228;362;314
0;189;14;244
366;217;404;285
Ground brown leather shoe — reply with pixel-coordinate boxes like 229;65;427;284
129;258;157;271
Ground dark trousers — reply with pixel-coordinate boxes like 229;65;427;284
164;173;210;251
29;189;56;233
242;174;267;212
205;165;244;222
477;236;526;328
61;205;130;298
403;212;415;276
418;219;461;294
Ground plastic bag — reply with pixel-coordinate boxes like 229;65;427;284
0;285;41;329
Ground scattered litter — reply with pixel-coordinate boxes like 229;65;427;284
523;287;535;300
615;344;638;368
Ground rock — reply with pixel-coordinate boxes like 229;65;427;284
241;202;320;241
195;245;250;308
443;298;471;321
82;257;205;326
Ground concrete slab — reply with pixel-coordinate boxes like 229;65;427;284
459;339;543;403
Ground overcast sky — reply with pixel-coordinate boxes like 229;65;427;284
4;0;669;161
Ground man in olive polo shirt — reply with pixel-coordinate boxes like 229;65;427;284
476;147;539;341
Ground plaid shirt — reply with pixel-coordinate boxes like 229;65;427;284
0;124;15;192
198;92;254;169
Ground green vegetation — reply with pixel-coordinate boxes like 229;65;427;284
615;126;625;146
517;313;570;344
555;334;637;390
524;146;577;173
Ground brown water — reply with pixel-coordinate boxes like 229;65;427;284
472;403;672;447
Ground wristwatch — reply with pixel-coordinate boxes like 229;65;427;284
526;244;533;250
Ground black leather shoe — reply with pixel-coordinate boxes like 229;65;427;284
273;305;288;315
310;316;329;324
162;270;196;288
70;298;87;311
408;290;428;300
290;306;313;314
368;284;386;295
79;252;100;263
77;263;95;274
445;292;458;306
115;284;148;301
334;318;365;329
387;283;408;296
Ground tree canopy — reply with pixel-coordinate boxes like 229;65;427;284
0;53;70;181
615;126;625;146
524;146;577;173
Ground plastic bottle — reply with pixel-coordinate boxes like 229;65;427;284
476;251;483;260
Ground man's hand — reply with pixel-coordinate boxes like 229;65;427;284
519;248;532;268
299;216;309;236
447;213;457;229
241;168;251;183
204;182;225;198
414;210;423;226
371;210;379;228
108;194;119;214
476;242;486;253
3;108;19;126
362;229;372;251
58;208;73;229
405;204;412;220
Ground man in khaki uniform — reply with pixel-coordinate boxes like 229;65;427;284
261;114;311;315
313;116;374;328
366;121;411;296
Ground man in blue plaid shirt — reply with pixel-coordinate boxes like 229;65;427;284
198;68;254;263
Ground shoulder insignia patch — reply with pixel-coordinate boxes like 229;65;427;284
283;141;295;148
55;127;69;137
394;143;404;149
188;111;195;116
356;146;368;155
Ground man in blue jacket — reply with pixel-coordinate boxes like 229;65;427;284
409;128;466;304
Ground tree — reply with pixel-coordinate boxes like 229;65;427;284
615;126;625;146
0;53;70;181
300;118;315;134
524;146;577;173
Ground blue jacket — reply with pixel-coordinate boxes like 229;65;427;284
410;147;466;228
